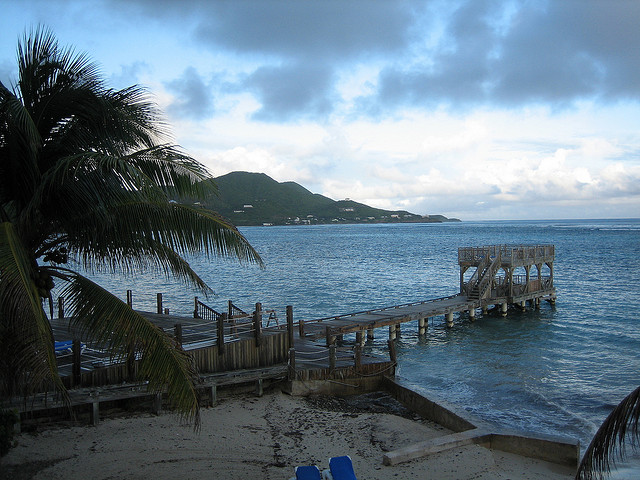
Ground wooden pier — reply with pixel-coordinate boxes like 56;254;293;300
10;245;555;423
49;244;554;385
304;244;556;345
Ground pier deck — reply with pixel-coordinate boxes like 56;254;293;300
301;295;472;339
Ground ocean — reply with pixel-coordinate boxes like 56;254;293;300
86;219;640;478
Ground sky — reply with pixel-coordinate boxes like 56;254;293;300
1;0;639;221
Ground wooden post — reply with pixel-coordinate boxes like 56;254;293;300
389;325;396;341
194;296;199;318
298;317;305;337
127;343;136;381
156;293;163;314
253;303;262;347
355;330;363;347
72;339;82;387
210;385;217;406
418;317;427;335
255;378;263;397
387;339;397;364
126;290;132;308
395;323;401;337
329;345;336;370
90;401;99;426
228;300;233;319
469;308;476;322
152;393;162;414
218;313;226;354
288;348;296;381
325;326;335;346
57;296;64;319
500;302;508;316
355;344;362;368
174;323;182;347
286;306;294;348
164;308;169;315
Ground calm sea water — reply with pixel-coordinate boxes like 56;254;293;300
87;219;640;477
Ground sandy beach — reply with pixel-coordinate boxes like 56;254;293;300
1;390;575;479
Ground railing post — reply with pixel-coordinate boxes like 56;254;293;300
253;303;262;347
218;313;226;354
329;345;336;370
174;323;182;347
288;348;296;381
326;326;335;346
194;296;199;318
298;317;305;338
72;339;82;387
126;290;132;308
157;293;163;315
57;296;64;319
228;300;233;319
286;306;294;348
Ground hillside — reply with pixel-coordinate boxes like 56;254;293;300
201;171;460;226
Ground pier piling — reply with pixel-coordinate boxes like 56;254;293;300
446;312;454;328
418;317;426;335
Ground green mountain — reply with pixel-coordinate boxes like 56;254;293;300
201;171;460;226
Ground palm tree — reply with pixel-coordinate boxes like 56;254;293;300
0;27;262;425
576;386;640;479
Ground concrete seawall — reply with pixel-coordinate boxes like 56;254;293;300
288;375;579;469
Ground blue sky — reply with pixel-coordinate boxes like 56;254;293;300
1;0;639;220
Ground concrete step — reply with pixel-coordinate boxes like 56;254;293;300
383;428;491;465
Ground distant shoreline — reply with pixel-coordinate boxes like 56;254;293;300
235;217;462;227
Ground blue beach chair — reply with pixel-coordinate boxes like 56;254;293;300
325;456;357;480
293;465;322;480
54;340;73;354
54;340;86;355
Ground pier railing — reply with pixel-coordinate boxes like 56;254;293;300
459;245;554;264
52;294;295;388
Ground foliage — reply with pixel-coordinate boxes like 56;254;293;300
576;386;640;479
203;171;456;225
0;27;262;425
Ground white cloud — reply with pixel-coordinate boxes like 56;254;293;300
2;0;640;220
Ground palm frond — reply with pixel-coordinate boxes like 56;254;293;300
576;386;640;480
58;270;200;426
0;82;41;211
0;221;65;399
59;200;262;285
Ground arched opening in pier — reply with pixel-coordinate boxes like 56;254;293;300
512;266;528;285
539;263;551;278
